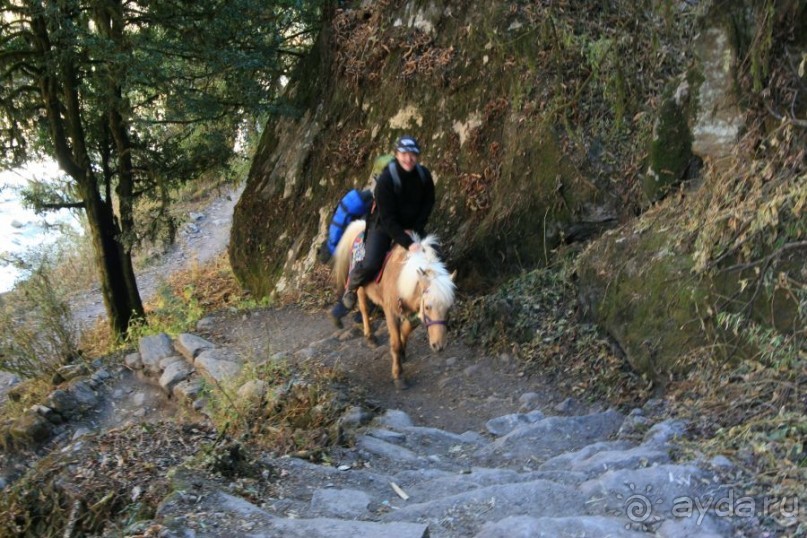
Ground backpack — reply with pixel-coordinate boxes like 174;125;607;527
319;188;373;263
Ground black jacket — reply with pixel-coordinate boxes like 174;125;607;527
371;160;435;249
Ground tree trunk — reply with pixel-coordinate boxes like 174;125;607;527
32;5;144;338
99;0;145;325
80;180;145;336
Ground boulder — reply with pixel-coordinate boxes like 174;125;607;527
194;349;243;383
173;377;205;402
159;361;194;394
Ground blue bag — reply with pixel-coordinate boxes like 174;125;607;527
326;189;373;256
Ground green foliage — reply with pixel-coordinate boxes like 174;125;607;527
124;283;205;343
0;0;324;334
716;311;803;369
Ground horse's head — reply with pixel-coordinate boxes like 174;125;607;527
416;267;456;353
398;235;457;352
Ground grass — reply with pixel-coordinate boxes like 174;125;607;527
0;377;52;428
200;360;353;461
0;263;82;379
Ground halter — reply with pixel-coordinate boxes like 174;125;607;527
419;287;447;328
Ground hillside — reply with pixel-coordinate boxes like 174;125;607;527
0;0;805;536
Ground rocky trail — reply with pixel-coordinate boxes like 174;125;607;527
116;314;751;538
5;306;764;537
0;186;776;537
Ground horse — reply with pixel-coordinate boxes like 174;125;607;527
332;220;456;390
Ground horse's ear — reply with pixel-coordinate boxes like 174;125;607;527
450;270;457;281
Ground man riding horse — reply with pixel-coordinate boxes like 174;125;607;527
331;135;436;324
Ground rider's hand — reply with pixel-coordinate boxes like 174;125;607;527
408;242;422;253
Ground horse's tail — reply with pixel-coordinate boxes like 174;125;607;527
333;219;366;291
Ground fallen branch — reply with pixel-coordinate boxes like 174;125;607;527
722;240;807;273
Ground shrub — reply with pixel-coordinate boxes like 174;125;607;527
0;264;80;378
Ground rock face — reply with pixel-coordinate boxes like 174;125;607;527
230;1;660;297
228;0;803;382
575;2;806;376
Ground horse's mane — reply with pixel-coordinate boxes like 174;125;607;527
398;234;455;307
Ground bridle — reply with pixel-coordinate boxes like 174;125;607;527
419;288;447;328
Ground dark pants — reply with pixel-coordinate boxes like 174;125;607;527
347;224;392;291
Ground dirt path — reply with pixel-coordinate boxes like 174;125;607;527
202;305;590;434
69;183;244;329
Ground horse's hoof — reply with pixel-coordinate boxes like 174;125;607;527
365;334;378;347
394;378;409;391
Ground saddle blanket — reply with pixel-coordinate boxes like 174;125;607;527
349;232;391;284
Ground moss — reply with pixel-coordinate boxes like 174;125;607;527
644;93;693;203
578;224;710;377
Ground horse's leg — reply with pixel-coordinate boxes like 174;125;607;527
400;316;414;359
384;308;407;390
357;287;376;346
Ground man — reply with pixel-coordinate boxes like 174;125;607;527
332;135;436;322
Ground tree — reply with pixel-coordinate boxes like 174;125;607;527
0;0;322;337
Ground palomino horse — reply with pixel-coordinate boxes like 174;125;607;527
333;220;456;389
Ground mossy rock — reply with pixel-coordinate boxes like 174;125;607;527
576;221;710;377
8;410;53;446
230;3;618;296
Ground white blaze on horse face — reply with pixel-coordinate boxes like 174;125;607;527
426;312;448;352
422;291;449;353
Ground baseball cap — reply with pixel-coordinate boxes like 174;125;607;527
395;136;421;154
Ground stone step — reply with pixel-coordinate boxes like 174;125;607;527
473;515;647;537
159;486;428;538
475;409;625;465
580;463;712;518
383;479;588;534
246;517;429;538
393;467;590;502
539;440;671;477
